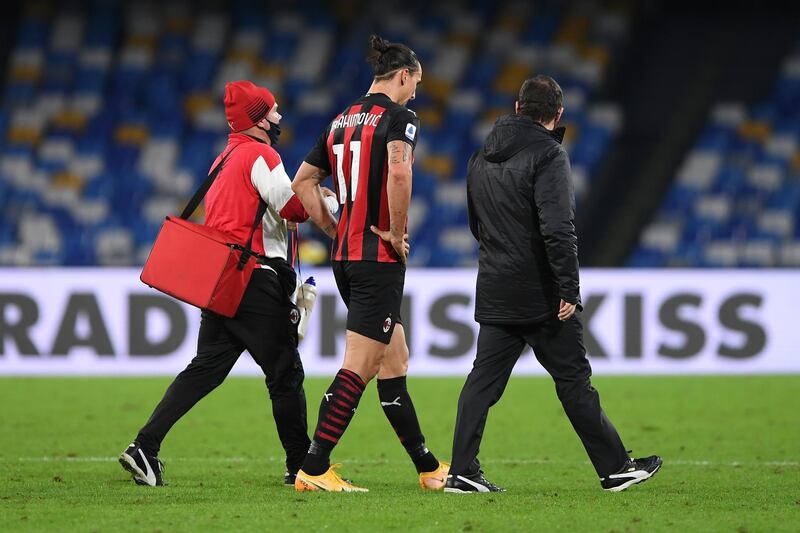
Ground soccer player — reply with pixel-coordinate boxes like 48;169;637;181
290;35;449;492
119;81;335;487
445;75;662;493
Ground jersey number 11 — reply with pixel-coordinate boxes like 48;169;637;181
332;141;361;204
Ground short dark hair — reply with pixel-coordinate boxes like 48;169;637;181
367;34;421;81
518;75;563;124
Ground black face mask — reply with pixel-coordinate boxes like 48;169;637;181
257;120;281;146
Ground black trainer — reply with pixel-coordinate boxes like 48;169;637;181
444;472;505;493
284;471;297;486
119;442;165;486
601;455;662;492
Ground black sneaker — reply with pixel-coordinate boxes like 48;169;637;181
284;471;297;486
444;472;505;493
119;442;165;486
601;455;662;492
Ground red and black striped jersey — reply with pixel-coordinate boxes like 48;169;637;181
304;92;419;263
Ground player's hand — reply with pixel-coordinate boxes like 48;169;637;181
287;221;298;231
558;299;577;321
369;225;410;263
320;187;336;199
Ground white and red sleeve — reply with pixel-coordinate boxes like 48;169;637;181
250;153;309;222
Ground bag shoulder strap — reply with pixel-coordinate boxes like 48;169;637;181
180;143;269;251
245;199;268;249
179;146;237;220
234;199;267;270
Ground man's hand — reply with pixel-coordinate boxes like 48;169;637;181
558;299;576;321
370;225;410;263
285;188;335;232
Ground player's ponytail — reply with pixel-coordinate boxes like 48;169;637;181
367;34;420;80
369;34;390;54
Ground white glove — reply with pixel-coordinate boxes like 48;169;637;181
325;195;339;215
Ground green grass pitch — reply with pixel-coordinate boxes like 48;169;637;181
1;375;798;531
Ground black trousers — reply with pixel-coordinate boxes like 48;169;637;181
136;269;310;473
450;313;629;479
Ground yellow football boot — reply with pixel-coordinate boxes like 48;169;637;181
294;464;368;492
419;461;450;490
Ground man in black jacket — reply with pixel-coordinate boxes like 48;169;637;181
444;75;662;494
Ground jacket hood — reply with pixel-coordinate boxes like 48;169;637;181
483;114;565;163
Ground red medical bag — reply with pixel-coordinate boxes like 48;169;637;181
140;149;266;317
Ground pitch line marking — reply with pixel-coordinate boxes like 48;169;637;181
4;457;798;467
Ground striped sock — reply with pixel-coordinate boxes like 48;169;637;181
302;368;365;475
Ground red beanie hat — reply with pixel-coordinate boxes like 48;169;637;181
224;80;276;132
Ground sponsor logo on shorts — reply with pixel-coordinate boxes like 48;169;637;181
383;316;392;333
289;308;300;324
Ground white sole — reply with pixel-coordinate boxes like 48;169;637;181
443;487;475;494
603;463;661;492
295;475;369;493
342;487;369;493
118;453;156;487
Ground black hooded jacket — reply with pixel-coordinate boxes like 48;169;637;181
467;113;580;324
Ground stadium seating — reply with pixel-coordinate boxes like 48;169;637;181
630;42;800;267
0;1;627;267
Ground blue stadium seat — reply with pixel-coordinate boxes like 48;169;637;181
633;51;800;267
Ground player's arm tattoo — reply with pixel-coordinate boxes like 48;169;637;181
309;167;328;184
388;141;413;165
322;222;337;238
308;167;336;237
389;142;402;164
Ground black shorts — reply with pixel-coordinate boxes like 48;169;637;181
331;260;405;344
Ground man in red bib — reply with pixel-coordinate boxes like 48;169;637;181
119;81;334;488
